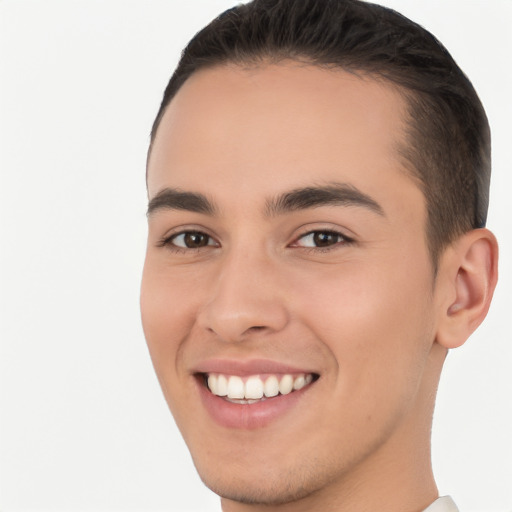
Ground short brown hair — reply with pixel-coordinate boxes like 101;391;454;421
149;0;491;265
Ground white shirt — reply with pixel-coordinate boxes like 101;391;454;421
424;496;459;512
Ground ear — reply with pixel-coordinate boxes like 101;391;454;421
435;228;498;349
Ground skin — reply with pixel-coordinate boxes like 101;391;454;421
141;63;498;511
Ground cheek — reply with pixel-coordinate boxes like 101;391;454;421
293;257;436;387
140;260;199;376
140;261;207;429
291;261;436;453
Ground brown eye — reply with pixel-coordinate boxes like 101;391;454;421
312;231;341;247
170;231;216;249
295;230;347;248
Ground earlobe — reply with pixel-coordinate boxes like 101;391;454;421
436;228;498;349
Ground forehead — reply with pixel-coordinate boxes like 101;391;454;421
147;62;417;210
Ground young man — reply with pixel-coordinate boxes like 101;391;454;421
140;1;498;510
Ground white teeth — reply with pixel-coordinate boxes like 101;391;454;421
206;372;315;400
293;375;306;391
245;376;264;399
279;374;294;395
264;375;279;397
217;375;228;396
207;374;217;393
227;376;245;399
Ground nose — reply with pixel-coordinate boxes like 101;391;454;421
196;248;289;342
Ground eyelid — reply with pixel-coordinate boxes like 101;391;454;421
289;226;355;250
171;232;217;248
155;224;355;252
157;226;220;250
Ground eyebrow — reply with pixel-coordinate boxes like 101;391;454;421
147;183;384;218
265;183;385;217
147;188;217;216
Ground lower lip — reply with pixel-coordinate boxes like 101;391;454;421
197;377;313;429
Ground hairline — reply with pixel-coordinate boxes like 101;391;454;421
146;59;445;272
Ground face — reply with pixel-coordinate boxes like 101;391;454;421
141;63;444;508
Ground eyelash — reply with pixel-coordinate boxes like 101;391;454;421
158;231;218;253
291;230;354;252
158;229;354;254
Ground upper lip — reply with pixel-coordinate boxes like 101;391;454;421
192;358;318;377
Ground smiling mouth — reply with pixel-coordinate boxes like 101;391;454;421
201;372;319;404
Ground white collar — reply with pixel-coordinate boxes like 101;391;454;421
423;496;459;512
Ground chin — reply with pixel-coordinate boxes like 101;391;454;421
193;454;336;507
202;475;314;507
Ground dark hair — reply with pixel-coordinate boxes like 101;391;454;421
149;0;491;265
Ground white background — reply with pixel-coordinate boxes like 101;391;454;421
0;1;511;511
